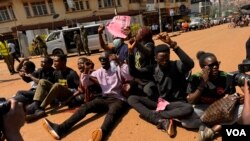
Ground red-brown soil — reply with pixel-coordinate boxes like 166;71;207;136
1;24;249;141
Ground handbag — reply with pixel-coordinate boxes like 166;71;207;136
200;93;239;126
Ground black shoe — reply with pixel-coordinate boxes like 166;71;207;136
157;119;175;137
26;109;46;123
26;102;39;114
43;118;62;140
157;119;169;131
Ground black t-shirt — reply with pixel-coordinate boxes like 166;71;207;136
186;71;236;104
32;67;55;83
22;67;55;83
53;67;79;89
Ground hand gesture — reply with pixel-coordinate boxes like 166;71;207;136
98;24;105;34
155;32;177;48
201;66;210;83
84;61;93;74
127;37;137;53
3;99;25;140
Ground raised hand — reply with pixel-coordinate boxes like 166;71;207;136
127;37;137;53
201;66;210;83
98;24;105;34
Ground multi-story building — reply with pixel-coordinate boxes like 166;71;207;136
0;0;191;56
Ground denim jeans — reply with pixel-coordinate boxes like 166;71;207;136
14;90;35;105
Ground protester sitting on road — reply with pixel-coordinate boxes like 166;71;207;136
127;26;157;101
65;57;102;108
184;51;243;141
13;56;55;106
127;32;194;137
98;25;129;64
18;60;36;88
25;54;79;122
1;98;25;141
42;51;133;141
16;57;29;72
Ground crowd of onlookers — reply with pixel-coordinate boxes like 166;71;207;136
1;22;250;141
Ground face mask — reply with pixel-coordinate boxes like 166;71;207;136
113;38;122;48
110;60;118;72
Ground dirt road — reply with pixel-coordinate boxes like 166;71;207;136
1;24;249;141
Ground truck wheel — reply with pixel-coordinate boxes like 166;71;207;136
53;49;64;55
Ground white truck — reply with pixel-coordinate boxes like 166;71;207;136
45;24;108;55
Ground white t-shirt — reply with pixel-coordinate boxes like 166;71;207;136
8;43;16;54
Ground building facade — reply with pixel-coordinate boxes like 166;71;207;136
0;0;191;56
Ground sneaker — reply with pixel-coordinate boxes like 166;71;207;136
157;119;175;137
43;118;62;140
198;125;215;141
88;129;102;141
26;109;46;122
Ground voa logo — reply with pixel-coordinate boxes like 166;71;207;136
226;129;246;136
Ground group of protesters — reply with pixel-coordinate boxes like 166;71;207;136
2;20;250;141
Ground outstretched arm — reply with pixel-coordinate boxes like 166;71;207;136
98;25;113;51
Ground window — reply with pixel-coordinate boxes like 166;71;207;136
23;3;32;17
116;0;121;6
98;0;121;8
63;0;90;12
0;7;10;22
8;6;16;19
31;1;48;16
86;1;90;9
48;0;55;14
129;0;140;3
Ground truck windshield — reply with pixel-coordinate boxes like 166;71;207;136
46;32;60;42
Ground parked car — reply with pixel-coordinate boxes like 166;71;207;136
189;17;206;30
46;24;108;55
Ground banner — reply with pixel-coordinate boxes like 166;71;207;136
106;15;131;38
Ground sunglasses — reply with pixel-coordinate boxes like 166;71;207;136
99;57;109;62
207;61;220;68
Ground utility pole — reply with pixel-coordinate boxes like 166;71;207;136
158;0;162;33
113;0;117;15
204;0;206;18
